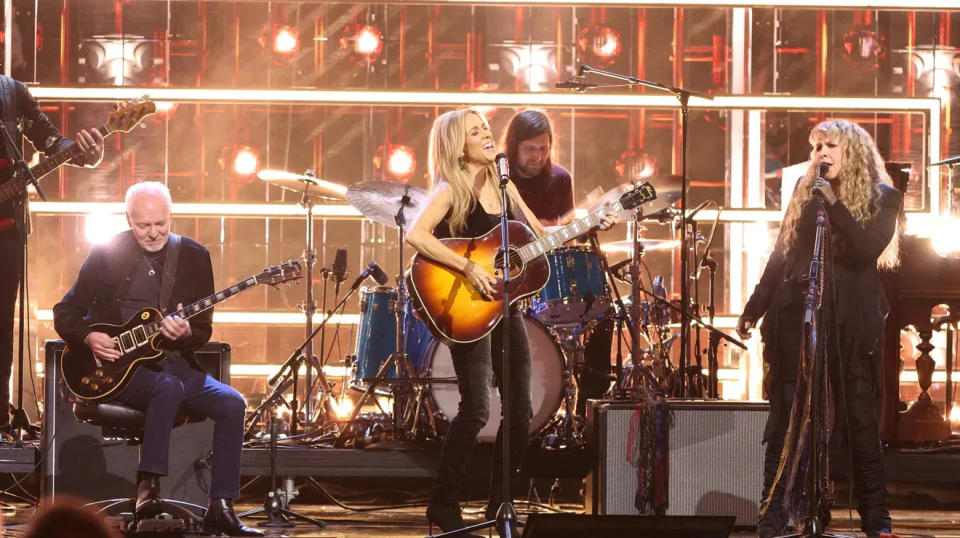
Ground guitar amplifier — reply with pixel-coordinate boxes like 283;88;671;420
585;399;769;527
41;340;230;505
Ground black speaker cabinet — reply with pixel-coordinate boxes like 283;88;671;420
41;340;230;506
585;400;769;527
520;513;734;538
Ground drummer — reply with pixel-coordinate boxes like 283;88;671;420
503;108;615;412
502;109;575;227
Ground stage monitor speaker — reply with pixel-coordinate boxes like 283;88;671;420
585;400;768;527
41;340;231;506
520;513;734;538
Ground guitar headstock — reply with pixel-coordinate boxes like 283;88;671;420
619;181;657;211
106;97;157;133
257;259;303;288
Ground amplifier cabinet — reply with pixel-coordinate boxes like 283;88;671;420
585;399;769;527
42;340;230;506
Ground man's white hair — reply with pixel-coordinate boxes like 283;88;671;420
124;181;172;214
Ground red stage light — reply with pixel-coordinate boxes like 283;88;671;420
258;24;300;64
374;144;417;182
341;24;383;65
577;25;622;68
219;145;260;181
615;149;657;183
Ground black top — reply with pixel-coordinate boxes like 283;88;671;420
0;77;82;236
53;230;215;371
434;198;518;240
743;183;902;385
511;164;574;223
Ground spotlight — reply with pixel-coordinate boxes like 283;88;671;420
931;215;960;258
374;144;417;182
84;212;129;244
341;24;383;65
219;145;260;180
840;26;886;72
577;25;622;68
258;24;301;65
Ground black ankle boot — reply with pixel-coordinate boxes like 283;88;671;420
203;498;264;537
135;472;162;518
426;500;464;533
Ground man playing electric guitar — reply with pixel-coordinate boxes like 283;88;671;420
53;182;262;537
0;76;103;430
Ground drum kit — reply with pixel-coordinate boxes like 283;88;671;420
245;169;744;451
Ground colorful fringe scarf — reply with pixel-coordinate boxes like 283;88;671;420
626;388;672;514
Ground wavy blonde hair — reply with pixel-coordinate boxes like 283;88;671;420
428;108;522;234
780;120;900;269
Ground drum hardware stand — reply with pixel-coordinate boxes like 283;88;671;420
569;65;714;397
335;187;438;448
238;414;326;529
539;324;587;448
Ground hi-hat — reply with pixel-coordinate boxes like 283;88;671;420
346;180;429;228
586;175;682;217
259;169;348;199
600;238;680;253
930;155;960;166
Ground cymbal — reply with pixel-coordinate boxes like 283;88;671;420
346;180;429;228
600;239;680;253
586;175;682;217
259;169;348;199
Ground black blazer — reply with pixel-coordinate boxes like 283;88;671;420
53;230;215;370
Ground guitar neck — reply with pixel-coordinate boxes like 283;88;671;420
0;121;111;203
518;199;625;262
142;273;261;339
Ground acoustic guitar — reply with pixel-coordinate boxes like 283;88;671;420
407;182;656;344
61;259;301;401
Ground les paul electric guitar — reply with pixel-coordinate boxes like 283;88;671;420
0;97;156;207
407;182;657;344
61;259;302;401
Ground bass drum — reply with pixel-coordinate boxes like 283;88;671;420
425;316;564;443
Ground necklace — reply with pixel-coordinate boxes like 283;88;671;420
144;255;157;277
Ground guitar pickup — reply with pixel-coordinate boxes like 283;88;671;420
119;331;136;352
132;326;148;346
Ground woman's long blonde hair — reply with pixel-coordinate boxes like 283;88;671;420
780;120;900;269
428;108;522;234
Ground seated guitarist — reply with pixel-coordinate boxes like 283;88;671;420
53;182;262;537
406;108;616;533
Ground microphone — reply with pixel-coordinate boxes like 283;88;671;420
813;162;831;203
366;261;389;285
332;248;348;283
495;153;510;183
554;79;598;91
686;200;712;220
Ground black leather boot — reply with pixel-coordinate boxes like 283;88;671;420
203;498;264;537
425;499;464;533
135;472;163;518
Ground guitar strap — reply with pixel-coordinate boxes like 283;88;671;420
158;232;181;313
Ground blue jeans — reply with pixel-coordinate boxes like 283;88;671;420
432;311;533;504
114;355;246;499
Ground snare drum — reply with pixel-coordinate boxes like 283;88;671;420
424;316;564;443
351;287;432;393
531;245;611;325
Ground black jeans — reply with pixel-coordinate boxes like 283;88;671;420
0;232;24;422
762;366;890;533
432;311;533;505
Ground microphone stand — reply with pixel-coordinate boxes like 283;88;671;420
572;64;714;397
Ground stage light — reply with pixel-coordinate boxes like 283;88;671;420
577;25;622;68
342;24;383;65
840;27;886;72
332;396;356;420
84;212;128;244
259;24;301;64
219;145;260;179
374;144;417;182
931;215;960;258
615;149;657;182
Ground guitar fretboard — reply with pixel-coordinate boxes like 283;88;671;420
0;121;111;204
517;199;626;262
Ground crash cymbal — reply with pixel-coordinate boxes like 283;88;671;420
346;180;429;228
600;238;680;253
259;169;348;199
586;175;683;217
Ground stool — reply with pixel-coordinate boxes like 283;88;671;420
72;400;207;527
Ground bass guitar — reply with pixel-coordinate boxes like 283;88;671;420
61;259;302;401
0;97;156;206
407;182;656;344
